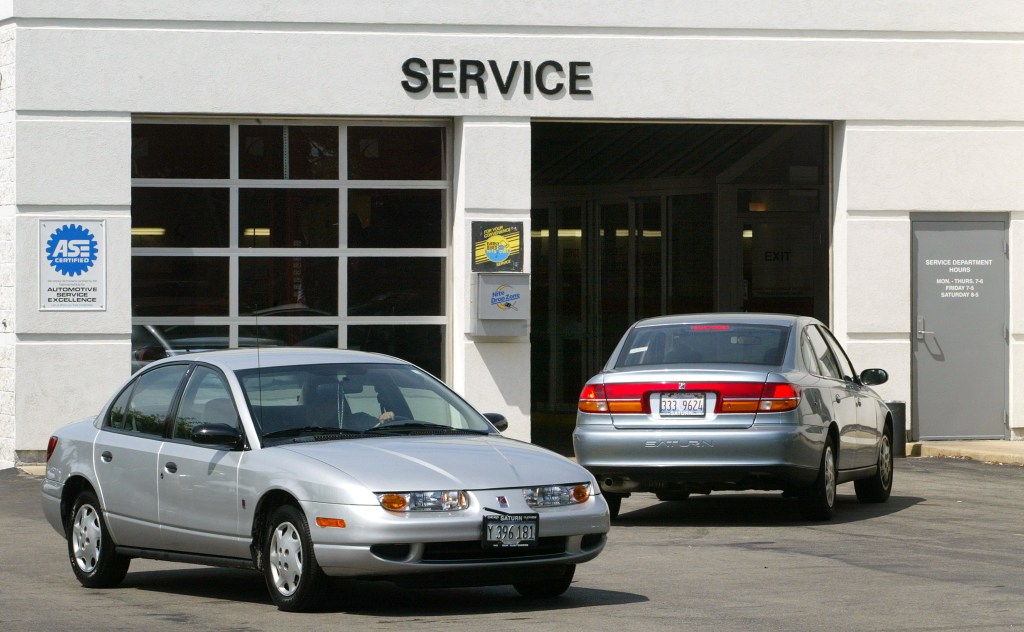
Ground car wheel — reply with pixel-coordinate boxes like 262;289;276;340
513;564;576;598
799;439;837;521
655;491;690;502
263;505;327;612
67;490;130;588
604;493;622;519
855;429;894;503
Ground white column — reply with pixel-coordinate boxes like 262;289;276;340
450;117;533;441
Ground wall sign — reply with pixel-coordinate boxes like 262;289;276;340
472;221;523;272
402;58;592;97
39;220;106;311
925;258;992;300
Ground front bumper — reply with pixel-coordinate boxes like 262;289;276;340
301;492;609;578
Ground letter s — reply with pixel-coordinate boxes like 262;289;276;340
401;57;429;93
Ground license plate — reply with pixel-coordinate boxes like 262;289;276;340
483;514;538;548
660;392;706;417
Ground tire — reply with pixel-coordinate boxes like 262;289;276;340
263;505;327;612
855;429;894;503
67;491;130;588
655;491;690;502
513;564;576;598
799;439;837;521
604;493;622;520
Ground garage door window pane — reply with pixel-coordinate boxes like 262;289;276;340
132;124;229;179
238;324;337;348
348;325;443;378
239;257;338;316
348;257;443;316
348;127;445;180
131;188;229;247
239;189;339;248
348;189;444;248
239;125;339;180
132;257;229;316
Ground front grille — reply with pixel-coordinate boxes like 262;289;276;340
420;537;566;563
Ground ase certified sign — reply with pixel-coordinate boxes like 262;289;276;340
39;220;106;311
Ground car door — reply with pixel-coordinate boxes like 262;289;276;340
819;326;879;468
802;325;861;471
158;364;247;558
92;363;188;547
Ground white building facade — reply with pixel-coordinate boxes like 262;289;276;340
3;1;1024;467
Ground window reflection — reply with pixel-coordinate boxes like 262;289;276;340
348;127;445;180
132;124;229;179
348;258;443;316
239;189;338;248
132;257;228;316
348;189;444;248
131;188;229;248
348;325;444;378
239;125;339;180
239;257;338;316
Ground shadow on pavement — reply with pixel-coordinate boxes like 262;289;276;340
611;492;924;528
124;567;647;614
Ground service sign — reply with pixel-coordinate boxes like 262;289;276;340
472;221;523;272
39;220;106;311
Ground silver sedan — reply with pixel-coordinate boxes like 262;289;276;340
42;348;609;611
573;313;893;520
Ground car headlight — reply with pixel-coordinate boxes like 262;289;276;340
523;483;591;508
376;490;469;512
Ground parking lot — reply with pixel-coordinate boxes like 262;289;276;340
3;457;1023;631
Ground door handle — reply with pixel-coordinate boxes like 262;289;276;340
100;451;112;462
834;395;841;404
164;462;178;474
916;316;935;340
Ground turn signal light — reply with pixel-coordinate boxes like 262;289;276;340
578;381;801;414
315;517;347;528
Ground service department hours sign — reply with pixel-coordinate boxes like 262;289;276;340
39;220;106;311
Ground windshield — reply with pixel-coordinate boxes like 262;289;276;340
615;323;791;368
236;362;495;443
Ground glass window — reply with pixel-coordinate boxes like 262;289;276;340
348;325;443;378
800;331;820;374
132;122;449;378
615;323;790;368
239;125;339;180
239;257;338;316
126;364;189;436
173;366;237;441
804;325;842;379
106;385;134;431
348;127;445;180
236;362;481;441
132;124;229;179
347;257;443;316
348;189;444;248
132;257;229;317
239;189;338;248
131;188;229;248
818;326;857;382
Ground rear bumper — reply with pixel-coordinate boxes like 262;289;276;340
573;422;824;493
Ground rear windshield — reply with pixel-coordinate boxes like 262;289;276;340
614;323;791;368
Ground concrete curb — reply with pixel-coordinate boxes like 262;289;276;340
905;441;1024;467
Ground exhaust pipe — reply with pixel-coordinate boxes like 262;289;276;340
601;477;640;493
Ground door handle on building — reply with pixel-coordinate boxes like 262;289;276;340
916;317;934;340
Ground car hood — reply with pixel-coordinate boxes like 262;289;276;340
277;435;592;491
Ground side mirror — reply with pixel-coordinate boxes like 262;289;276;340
483;413;508;432
860;368;889;386
191;423;243;448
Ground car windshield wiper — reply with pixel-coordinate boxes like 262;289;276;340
363;422;489;435
261;426;356;440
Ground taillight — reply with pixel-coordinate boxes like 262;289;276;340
578;381;801;414
45;436;58;462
